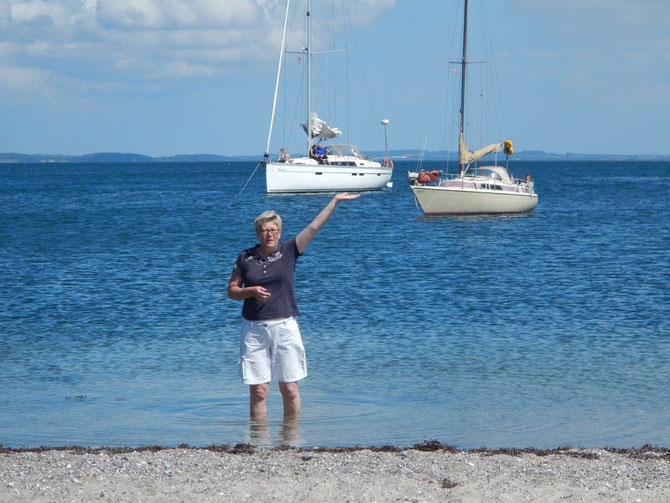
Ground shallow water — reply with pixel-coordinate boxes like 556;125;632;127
1;160;668;448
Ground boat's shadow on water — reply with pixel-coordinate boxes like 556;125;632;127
414;212;537;222
265;188;394;198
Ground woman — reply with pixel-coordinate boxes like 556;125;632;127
228;193;360;418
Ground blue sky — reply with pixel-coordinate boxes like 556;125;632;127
1;0;668;156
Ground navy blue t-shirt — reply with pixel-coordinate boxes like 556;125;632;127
231;238;302;321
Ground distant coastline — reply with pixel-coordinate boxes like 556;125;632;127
1;150;669;164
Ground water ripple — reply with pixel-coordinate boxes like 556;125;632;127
1;161;668;448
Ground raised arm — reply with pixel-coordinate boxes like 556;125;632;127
295;192;360;254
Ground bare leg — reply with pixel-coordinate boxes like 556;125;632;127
278;381;301;416
249;383;269;418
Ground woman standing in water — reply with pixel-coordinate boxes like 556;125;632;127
228;193;360;418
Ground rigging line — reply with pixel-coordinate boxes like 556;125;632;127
480;64;485;148
342;3;383;148
286;56;306;151
304;0;339;138
419;0;460;166
443;73;459;173
475;0;493;145
446;1;463;171
282;44;286;149
341;0;349;145
283;2;300;151
329;0;338;129
412;190;421;215
239;161;262;195
311;54;340;129
280;2;302;154
282;2;310;155
487;4;508;139
346;40;350;146
478;0;507;140
417;136;430;173
340;0;349;145
265;0;292;157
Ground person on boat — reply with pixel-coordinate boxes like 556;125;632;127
228;193;361;418
279;148;292;163
314;143;328;164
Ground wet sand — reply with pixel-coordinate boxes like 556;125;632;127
1;443;668;502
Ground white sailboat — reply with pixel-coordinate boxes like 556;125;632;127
408;0;538;215
262;0;393;194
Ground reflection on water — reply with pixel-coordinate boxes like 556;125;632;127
248;415;303;447
280;415;302;446
248;418;271;446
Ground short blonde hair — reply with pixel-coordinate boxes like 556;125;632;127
254;210;282;235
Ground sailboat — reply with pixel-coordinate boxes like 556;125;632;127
408;0;538;215
262;0;393;194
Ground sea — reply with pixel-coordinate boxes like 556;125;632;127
1;160;668;449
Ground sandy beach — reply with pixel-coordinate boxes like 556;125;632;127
1;443;668;502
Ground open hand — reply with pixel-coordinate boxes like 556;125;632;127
333;192;361;203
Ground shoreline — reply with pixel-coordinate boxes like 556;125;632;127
2;441;669;456
2;443;668;502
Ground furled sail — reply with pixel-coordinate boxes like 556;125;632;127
459;133;501;164
302;112;342;139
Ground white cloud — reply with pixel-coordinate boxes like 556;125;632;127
0;62;52;100
0;0;394;101
509;0;670;39
343;0;394;27
96;0;265;30
4;0;95;28
145;60;216;79
509;0;670;104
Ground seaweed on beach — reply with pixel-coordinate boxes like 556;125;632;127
604;444;670;460
2;443;669;460
412;441;459;453
230;443;256;455
441;478;459;489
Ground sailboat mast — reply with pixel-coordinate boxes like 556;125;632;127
306;0;312;155
458;0;469;176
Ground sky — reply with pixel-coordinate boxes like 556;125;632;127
1;0;669;157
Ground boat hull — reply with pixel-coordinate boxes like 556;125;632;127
266;162;392;193
410;184;538;215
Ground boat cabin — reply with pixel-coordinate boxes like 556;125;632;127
463;165;512;185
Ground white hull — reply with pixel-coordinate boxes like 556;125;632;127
410;184;538;215
407;2;539;216
266;159;392;193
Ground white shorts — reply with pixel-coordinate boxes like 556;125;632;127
239;317;307;385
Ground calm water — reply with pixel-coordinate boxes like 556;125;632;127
1;160;668;449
